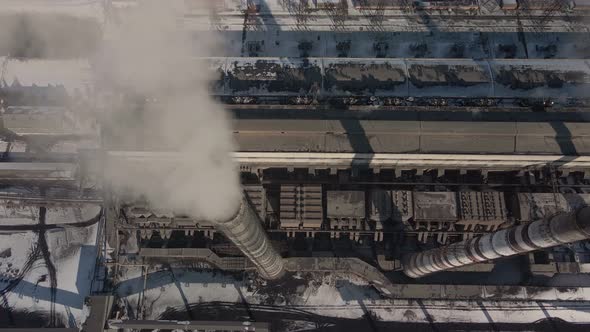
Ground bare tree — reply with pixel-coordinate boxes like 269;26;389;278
518;0;566;33
359;0;386;29
285;0;311;30
295;2;311;30
326;0;349;31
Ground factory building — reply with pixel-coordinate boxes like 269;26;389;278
5;2;590;329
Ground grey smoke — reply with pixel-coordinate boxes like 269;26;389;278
0;12;100;59
0;1;241;221
98;1;241;221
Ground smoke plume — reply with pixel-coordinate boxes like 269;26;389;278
0;12;100;59
98;1;241;221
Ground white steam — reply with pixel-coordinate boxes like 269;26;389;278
98;1;241;221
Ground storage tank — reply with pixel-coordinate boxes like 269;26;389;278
213;198;285;280
403;207;590;278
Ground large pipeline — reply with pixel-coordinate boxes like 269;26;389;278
212;198;285;280
403;207;590;278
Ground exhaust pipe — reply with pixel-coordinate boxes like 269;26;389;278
403;207;590;278
212;198;285;280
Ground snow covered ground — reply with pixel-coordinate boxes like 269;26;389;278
0;204;101;226
0;205;39;226
0;223;100;328
0;232;38;279
45;204;102;225
114;266;590;327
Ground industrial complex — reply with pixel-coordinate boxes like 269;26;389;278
2;0;590;331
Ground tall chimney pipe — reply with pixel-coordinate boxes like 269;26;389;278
403;207;590;278
213;198;285;280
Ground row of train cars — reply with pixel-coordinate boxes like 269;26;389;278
208;57;590;106
1;57;590;107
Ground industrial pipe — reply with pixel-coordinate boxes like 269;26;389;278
403;207;590;278
212;198;285;280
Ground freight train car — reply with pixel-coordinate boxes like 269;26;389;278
3;57;589;108
215;58;590;107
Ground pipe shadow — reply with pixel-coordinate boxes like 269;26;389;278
477;300;499;332
537;301;560;332
550;122;578;157
167;266;194;320
338;118;394;252
417;299;439;332
335;279;384;332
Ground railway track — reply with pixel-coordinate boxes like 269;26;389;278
0;207;104;327
0;196;102;204
37;207;57;327
148;300;590;330
0;244;41;297
176;300;590;312
0;239;42;326
187;11;590;21
194;15;590;32
0;213;102;232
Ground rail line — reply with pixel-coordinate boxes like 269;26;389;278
0;211;103;232
37;207;57;327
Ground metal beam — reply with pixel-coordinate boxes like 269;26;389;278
107;151;590;172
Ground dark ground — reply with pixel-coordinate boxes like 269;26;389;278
159;302;590;332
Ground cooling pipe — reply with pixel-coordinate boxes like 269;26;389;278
403;206;590;278
213;198;285;280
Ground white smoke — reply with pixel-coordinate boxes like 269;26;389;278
98;1;241;221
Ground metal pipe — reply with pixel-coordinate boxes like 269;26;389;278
211;198;285;280
403;206;590;278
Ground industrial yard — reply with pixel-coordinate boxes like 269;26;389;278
2;0;590;331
